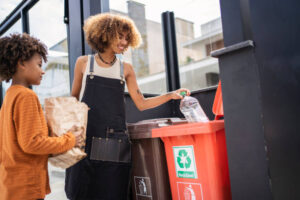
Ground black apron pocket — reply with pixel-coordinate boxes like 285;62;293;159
90;132;131;163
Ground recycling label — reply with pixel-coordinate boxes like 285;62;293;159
173;145;197;179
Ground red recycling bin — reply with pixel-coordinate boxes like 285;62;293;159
152;82;231;200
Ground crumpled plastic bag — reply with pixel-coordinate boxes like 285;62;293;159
44;97;89;169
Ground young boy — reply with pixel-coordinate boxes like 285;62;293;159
0;33;82;200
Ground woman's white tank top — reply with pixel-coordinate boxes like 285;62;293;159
79;55;122;101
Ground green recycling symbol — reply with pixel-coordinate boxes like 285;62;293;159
177;149;192;169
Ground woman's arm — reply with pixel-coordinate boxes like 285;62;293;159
71;56;88;100
125;63;190;111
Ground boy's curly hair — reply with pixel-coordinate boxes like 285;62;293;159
0;33;47;82
83;13;142;53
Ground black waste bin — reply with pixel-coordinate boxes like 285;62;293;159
128;118;186;200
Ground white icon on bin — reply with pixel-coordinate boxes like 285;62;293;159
138;178;147;195
184;185;196;200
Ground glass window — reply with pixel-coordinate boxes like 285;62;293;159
29;0;70;107
0;0;22;23
28;1;69;199
112;0;223;92
1;19;22;97
110;1;167;94
172;0;223;91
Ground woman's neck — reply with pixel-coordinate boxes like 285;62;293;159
99;50;115;61
98;50;117;66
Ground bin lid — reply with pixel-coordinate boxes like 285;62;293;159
152;120;224;138
212;81;224;119
128;118;187;139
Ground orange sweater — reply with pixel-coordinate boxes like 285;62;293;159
0;85;76;200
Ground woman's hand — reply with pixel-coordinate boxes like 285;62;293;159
169;88;191;100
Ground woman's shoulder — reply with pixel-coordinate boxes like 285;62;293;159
123;62;134;78
75;55;89;72
77;55;89;65
123;61;133;70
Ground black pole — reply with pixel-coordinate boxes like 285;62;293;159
211;0;272;198
21;10;30;33
161;11;180;92
65;0;84;89
212;0;300;199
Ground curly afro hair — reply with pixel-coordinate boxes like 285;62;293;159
0;33;47;82
83;13;142;53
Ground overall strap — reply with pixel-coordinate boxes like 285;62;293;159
89;54;94;79
119;57;125;83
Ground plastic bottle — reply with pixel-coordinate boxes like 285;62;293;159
179;91;209;123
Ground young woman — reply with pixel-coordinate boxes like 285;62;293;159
0;33;83;200
65;13;190;200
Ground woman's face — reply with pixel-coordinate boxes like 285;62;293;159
111;31;130;54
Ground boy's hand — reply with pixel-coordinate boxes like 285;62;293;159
75;134;85;148
69;126;84;136
69;125;85;148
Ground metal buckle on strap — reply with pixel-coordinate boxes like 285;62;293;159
120;76;124;84
90;72;94;79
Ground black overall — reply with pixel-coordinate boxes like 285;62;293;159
65;55;131;200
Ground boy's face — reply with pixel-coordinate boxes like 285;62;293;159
22;53;45;86
111;31;129;54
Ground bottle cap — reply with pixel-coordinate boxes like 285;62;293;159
180;91;186;97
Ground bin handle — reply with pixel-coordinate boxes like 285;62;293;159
158;118;187;127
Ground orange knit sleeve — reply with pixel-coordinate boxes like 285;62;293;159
0;111;3;164
13;92;76;155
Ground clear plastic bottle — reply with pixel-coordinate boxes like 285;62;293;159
179;92;209;123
